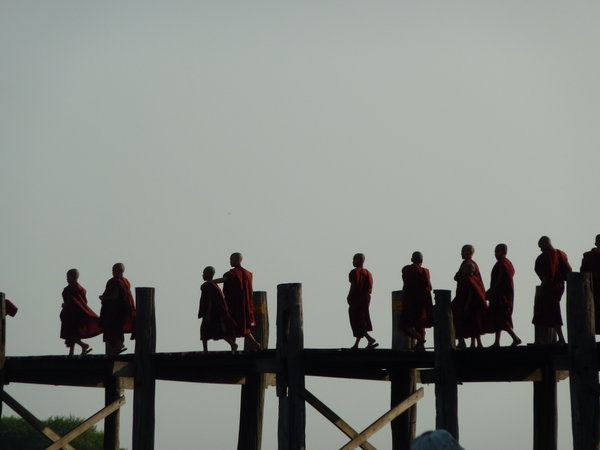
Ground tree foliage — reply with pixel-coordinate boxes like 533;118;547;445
0;415;107;450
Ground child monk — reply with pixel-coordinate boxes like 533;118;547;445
198;266;238;353
60;269;102;356
452;262;488;348
347;253;378;350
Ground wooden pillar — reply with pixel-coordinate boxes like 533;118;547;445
433;289;458;440
238;291;269;450
132;287;156;450
276;283;305;450
103;376;121;450
390;290;416;450
533;287;558;450
0;293;5;420
567;272;599;450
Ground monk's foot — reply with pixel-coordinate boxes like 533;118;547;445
557;339;567;346
414;339;426;351
350;344;359;350
490;342;500;348
366;341;379;350
116;346;127;354
456;341;466;349
231;343;238;354
81;347;93;356
511;338;522;347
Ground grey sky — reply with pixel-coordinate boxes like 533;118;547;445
1;2;599;448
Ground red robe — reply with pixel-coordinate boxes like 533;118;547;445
99;276;136;345
198;281;237;341
486;257;515;332
5;299;18;317
347;267;373;337
533;248;571;327
60;283;102;346
223;267;254;337
581;247;600;333
452;273;488;338
399;264;433;337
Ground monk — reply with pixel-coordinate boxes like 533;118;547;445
60;269;102;356
580;234;600;333
453;245;486;348
214;253;260;350
99;263;136;355
532;236;572;345
347;253;378;350
400;251;433;350
486;244;522;347
198;266;238;352
452;262;487;348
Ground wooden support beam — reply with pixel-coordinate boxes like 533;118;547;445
46;396;126;450
277;283;305;450
103;376;121;450
567;272;600;449
340;388;424;450
238;291;270;450
132;287;156;450
302;388;376;450
1;390;76;450
390;290;416;450
433;289;458;440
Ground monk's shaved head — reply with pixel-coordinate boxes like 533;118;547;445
538;236;552;251
66;268;79;281
461;245;474;259
353;253;365;267
203;266;215;281
112;263;125;275
411;251;423;264
230;252;243;267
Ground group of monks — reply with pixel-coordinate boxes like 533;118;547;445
346;234;600;350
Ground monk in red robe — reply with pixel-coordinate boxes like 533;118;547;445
400;251;433;350
486;244;521;347
214;253;260;350
533;236;572;345
60;269;102;356
453;245;486;348
580;234;600;333
99;263;136;355
453;262;487;348
198;266;237;352
347;253;378;350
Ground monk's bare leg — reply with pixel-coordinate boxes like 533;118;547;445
364;332;378;349
68;344;75;357
476;336;483;348
350;337;361;350
225;338;238;353
245;332;261;351
457;337;466;349
76;340;92;355
505;328;522;346
202;340;208;353
555;327;566;345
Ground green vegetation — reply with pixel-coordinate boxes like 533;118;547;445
0;415;113;450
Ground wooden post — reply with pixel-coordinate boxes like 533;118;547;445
390;290;416;450
238;291;269;450
567;272;599;450
276;283;305;450
0;293;5;420
533;286;558;450
433;289;458;440
103;376;121;450
132;287;156;450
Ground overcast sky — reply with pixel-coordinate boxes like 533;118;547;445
1;2;599;448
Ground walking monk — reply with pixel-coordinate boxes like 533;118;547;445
399;251;433;350
486;244;521;347
214;253;260;350
453;245;486;348
347;253;378;350
198;266;237;352
580;234;600;333
533;236;572;345
60;269;102;356
99;263;136;355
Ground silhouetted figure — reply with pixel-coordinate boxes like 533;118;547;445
453;245;486;348
347;253;378;350
410;429;465;450
400;251;433;350
99;263;136;355
532;236;572;345
198;266;238;353
486;244;522;347
214;253;260;350
581;234;600;334
60;269;101;357
453;262;487;348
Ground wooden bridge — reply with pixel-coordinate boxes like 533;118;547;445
0;273;598;449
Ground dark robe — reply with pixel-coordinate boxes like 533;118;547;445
347;267;374;337
198;281;237;341
454;259;485;293
581;247;600;333
486;257;515;332
5;299;18;317
60;283;102;346
399;264;434;337
452;274;488;339
533;248;572;327
99;276;136;345
223;266;254;337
